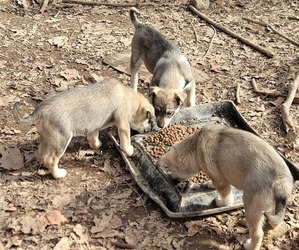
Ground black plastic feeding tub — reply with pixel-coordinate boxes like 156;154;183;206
109;100;299;218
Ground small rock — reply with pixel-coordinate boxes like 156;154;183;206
191;0;210;10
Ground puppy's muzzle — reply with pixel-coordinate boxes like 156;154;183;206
149;116;159;131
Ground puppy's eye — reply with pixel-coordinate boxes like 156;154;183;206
155;107;161;115
166;111;174;117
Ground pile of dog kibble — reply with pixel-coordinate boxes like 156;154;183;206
144;124;201;157
144;124;210;183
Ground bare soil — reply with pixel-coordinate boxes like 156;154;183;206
0;0;298;249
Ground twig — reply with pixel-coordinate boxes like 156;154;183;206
191;23;199;43
40;0;50;12
288;16;299;21
61;0;180;7
251;78;299;104
243;17;299;47
188;5;275;58
281;75;299;131
236;82;241;104
112;242;136;249
203;25;216;58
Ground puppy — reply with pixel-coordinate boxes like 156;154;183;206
13;79;155;179
158;124;293;250
129;7;196;128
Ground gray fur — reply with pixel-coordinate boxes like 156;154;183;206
129;7;196;128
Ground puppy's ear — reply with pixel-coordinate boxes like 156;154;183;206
174;91;187;105
138;106;154;118
142;109;153;119
183;80;193;90
149;86;160;97
149;86;160;103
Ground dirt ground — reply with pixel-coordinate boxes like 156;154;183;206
0;0;299;249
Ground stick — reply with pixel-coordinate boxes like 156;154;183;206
191;23;199;43
288;16;299;21
61;0;180;7
112;242;136;249
251;78;299;104
203;25;216;58
243;17;299;47
236;82;241;104
40;0;50;12
188;5;275;58
281;75;299;131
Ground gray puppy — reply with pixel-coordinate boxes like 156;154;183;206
13;79;155;179
129;7;196;128
158;124;293;250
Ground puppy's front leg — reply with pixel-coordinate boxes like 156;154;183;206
185;80;196;107
213;183;234;207
87;130;102;149
130;56;143;92
117;121;134;156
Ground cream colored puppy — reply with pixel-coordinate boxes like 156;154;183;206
158;124;293;250
13;79;155;179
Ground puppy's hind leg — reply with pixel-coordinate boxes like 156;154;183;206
87;130;102;149
41;133;73;179
243;212;264;250
130;53;143;92
243;193;265;250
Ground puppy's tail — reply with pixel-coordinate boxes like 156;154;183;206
13;101;40;125
129;7;141;28
264;179;293;226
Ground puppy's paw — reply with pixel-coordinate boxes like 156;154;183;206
215;197;226;207
123;145;134;157
206;180;215;189
52;168;68;179
215;195;234;207
243;239;251;250
89;140;102;150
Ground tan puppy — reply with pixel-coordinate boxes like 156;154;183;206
13;79;155;179
158;124;293;250
129;7;195;128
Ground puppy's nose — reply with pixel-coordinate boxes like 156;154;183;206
157;122;164;128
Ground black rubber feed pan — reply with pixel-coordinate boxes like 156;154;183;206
110;100;299;218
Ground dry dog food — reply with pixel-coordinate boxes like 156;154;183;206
191;171;210;183
144;124;201;157
144;124;210;183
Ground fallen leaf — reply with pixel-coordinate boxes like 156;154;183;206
91;213;113;234
110;189;132;200
48;36;69;48
125;233;137;245
75;59;89;65
46;210;68;225
31;215;49;235
53;237;71;250
185;221;200;236
271;96;285;107
20;215;36;234
52;194;74;208
77;149;97;159
73;224;89;244
0;146;24;170
59;69;80;81
0;95;16;107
